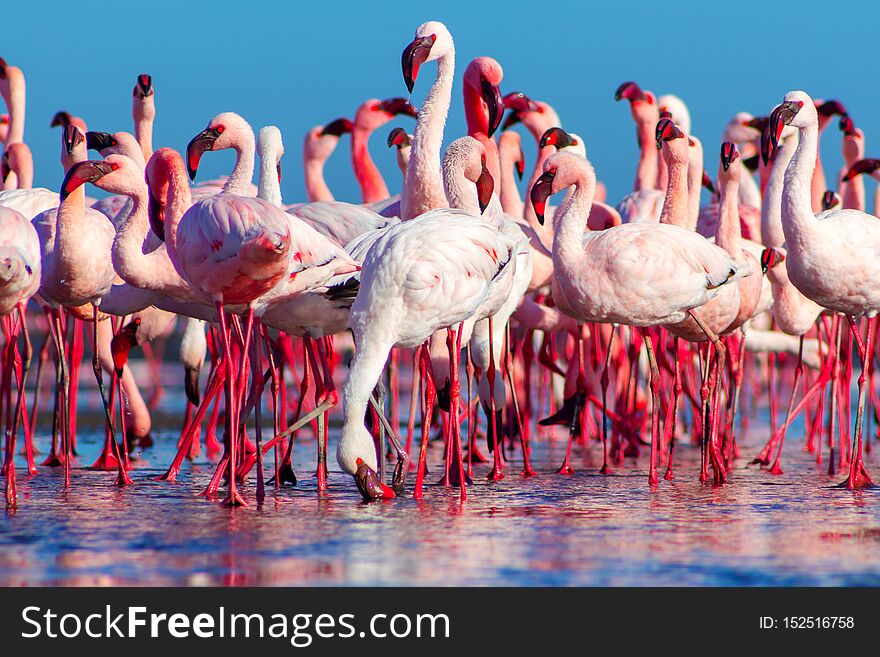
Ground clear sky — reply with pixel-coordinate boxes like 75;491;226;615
4;0;879;206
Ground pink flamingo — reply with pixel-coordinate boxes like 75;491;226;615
530;150;745;485
841;158;880;217
132;74;154;162
769;90;880;489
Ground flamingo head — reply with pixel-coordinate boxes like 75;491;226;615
531;152;594;225
464;57;504;137
821;190;842;211
402;21;452;93
85;131;118;154
723;112;761;144
186;112;252;180
319;117;353;139
720;141;740;173
540;127;579;152
760;247;785;274
305;118;351;163
386;126;411;149
841;158;880;183
658;94;691;135
133;74;153;98
60;125;85;158
614;81;648;103
501;91;541;131
60;159;117;200
354;457;396;501
655;117;686;165
50;111;73;128
145;148;186;242
257;126;284;184
110;317;141;377
356;97;417;131
815;98;846;130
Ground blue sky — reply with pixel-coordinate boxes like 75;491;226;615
4;0;879;205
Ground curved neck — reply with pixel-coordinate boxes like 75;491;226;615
781;122;819;252
401;49;454;220
351;126;389;203
738;161;761;208
442;166;479;215
658;152;689;228
553;170;595;270
164;163;193;263
463;86;501;186
716;173;741;257
221;137;255;195
303;154;333;202
113;182;191;294
258;154;282;207
633;120;658;191
523;145;554;225
56;186;86;261
761;136;797;248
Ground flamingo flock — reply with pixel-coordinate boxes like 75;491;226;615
1;20;878;511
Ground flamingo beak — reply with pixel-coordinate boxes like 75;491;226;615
655;118;684;149
276;161;282;184
515;147;525;181
841;158;880;182
839;114;858;137
768;100;801;152
377;97;418;118
62;125;85;156
354;457;396;501
501;110;522;131
720;142;739;172
760;247;785;274
540;127;575;150
320;118;353;137
60;160;115;200
387;127;410;148
476;163;494;214
531;170;556;225
702;171;716;194
1;152;10;182
186;126;222;180
614;81;647;103
85;131;117;154
821;190;840;211
816;99;846;118
50;111;72;128
184;366;201;407
110;320;140;378
134;73;153;98
481;78;504;138
148;189;166;242
401;34;435;94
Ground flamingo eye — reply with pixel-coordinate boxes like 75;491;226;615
215;125;225;134
111;163;120;171
371;104;380;111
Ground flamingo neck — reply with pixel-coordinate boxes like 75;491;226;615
165;162;193;263
402;49;454;220
351;126;389;204
761;136;797;248
303;155;333;202
686;156;702;231
463;87;501;185
716;174;741;258
553;169;595;271
134;114;153;162
657;154;669;190
658;153;689;228
874;183;880;218
634;120;658;192
5;80;25;145
523;145;555;226
221;135;255;195
257;153;282;208
781;122;819;253
738;160;761;209
498;148;523;218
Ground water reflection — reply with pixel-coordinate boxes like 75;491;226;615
1;411;879;586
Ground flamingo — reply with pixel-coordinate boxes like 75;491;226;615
351;97;417;205
769;89;880;489
614;81;664;223
530;150;745;485
132;74;154;162
841;158;880;217
0;205;41;508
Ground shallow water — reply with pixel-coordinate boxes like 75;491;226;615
1;374;879;587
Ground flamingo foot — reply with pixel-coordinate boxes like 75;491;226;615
838;459;874;490
520;464;537;477
154;466;179;483
113;470;133;487
90;449;119;471
557;462;574;475
487;465;505;481
663;467;675;481
222;488;248;507
599;463;613;475
768;461;784;475
266;462;297;487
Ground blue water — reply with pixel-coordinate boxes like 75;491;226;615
1;375;879;587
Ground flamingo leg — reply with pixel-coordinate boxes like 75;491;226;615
664;337;682;481
414;342;436;500
840;315;875;489
215;302;246;507
643;329;661;486
768;336;805;475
